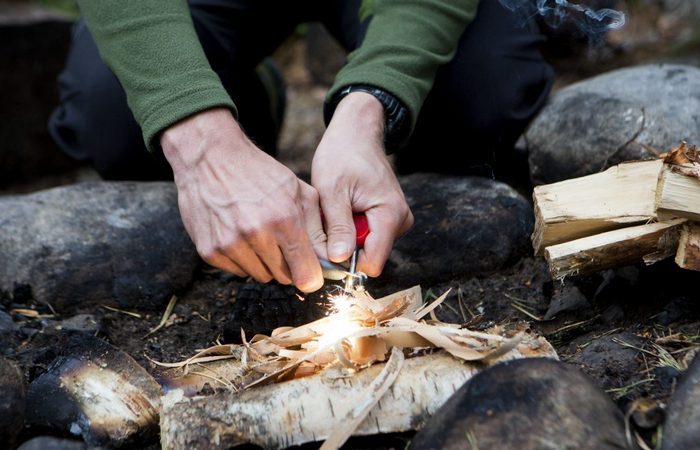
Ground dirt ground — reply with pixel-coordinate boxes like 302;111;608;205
7;5;700;449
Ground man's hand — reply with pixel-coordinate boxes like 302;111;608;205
162;108;325;293
312;93;414;277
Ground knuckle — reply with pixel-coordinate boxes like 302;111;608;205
327;222;355;238
255;272;273;284
308;227;327;245
197;245;217;264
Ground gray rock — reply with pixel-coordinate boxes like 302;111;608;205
18;437;86;450
568;331;644;391
378;174;533;289
0;4;79;189
544;285;589;320
59;314;101;334
663;352;700;450
526;64;700;184
0;356;26;446
409;358;628;450
26;334;161;447
0;182;199;312
0;310;18;352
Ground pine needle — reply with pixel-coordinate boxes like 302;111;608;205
146;295;178;336
101;304;142;318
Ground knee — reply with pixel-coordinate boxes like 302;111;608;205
49;22;149;178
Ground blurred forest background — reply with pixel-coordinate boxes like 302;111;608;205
2;0;700;193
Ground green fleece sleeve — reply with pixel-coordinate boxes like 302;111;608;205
328;0;479;146
76;0;236;152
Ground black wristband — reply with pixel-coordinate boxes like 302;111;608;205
324;84;410;153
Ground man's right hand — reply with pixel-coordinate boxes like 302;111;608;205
161;108;325;293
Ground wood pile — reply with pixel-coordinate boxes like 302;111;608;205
533;143;700;279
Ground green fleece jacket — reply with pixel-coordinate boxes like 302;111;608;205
76;0;478;151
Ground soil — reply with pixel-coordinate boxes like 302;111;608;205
5;7;700;449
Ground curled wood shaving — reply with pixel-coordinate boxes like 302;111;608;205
320;347;405;450
159;286;533;390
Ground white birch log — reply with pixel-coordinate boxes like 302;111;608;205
160;343;557;450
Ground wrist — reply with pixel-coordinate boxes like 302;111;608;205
324;85;410;152
161;108;244;173
329;92;385;139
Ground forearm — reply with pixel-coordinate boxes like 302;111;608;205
76;0;236;151
328;0;479;146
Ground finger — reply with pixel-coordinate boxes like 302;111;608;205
319;193;356;263
278;218;324;293
245;238;294;286
201;251;247;278
222;242;275;284
358;207;412;277
300;183;328;260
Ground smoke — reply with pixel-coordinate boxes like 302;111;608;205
499;0;626;40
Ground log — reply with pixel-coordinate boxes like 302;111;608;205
544;219;685;280
160;342;557;450
532;159;663;254
676;223;700;271
656;164;700;221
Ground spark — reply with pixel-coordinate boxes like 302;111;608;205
314;293;363;348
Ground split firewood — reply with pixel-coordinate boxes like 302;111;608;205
544;219;685;280
656;143;700;221
676;223;700;271
532;159;662;254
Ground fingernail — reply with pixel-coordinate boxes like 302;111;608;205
331;242;350;259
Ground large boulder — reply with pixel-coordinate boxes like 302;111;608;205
409;358;629;450
0;356;26;447
526;64;700;184
663;352;700;450
0;182;199;312
378;174;534;290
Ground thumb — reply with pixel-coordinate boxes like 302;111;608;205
320;197;356;263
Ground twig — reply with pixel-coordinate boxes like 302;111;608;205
510;302;543;322
457;287;475;321
146;295;178;336
101;304;142;319
606;377;655;399
550;316;597;335
193;311;210;322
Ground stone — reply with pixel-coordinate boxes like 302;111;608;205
663;352;700;450
0;3;79;188
377;174;533;289
18;437;86;450
567;331;644;391
543;285;589;320
58;314;102;334
25;333;161;447
0;182;199;313
409;358;628;450
526;64;700;184
0;310;19;354
0;356;26;447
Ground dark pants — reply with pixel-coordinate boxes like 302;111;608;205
48;0;553;181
